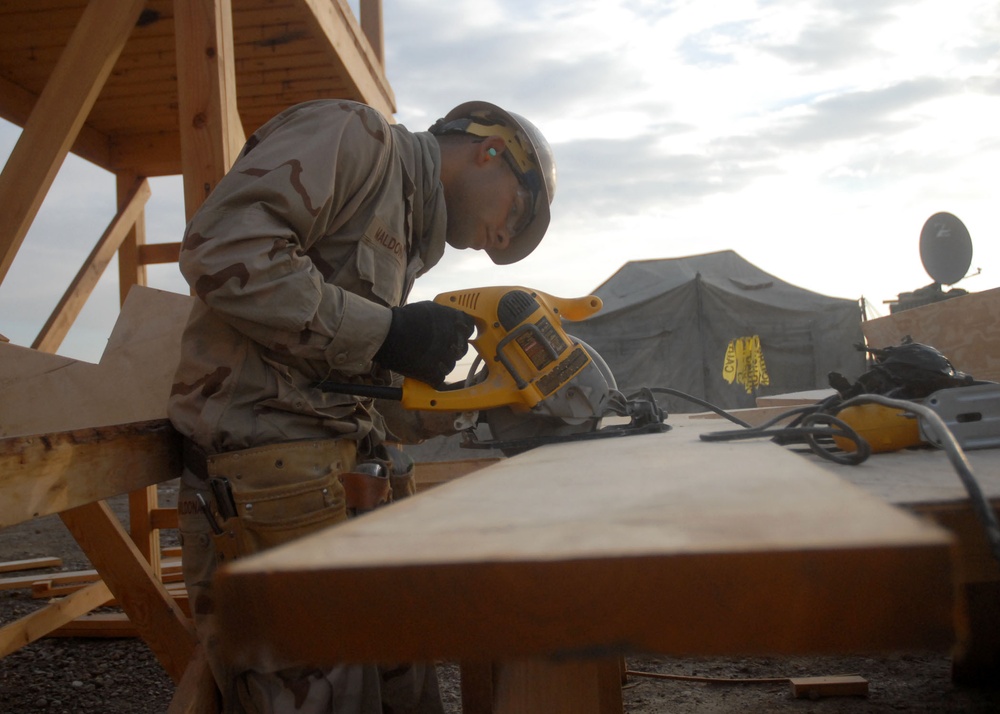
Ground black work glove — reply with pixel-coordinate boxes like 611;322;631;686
374;301;475;386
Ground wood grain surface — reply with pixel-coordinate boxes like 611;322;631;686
215;418;956;670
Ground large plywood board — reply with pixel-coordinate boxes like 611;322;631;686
863;288;1000;383
0;286;193;437
215;417;956;670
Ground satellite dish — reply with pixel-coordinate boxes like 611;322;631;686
919;212;972;286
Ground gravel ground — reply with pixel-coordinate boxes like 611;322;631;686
2;485;999;713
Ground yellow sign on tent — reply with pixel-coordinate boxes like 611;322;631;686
723;335;770;394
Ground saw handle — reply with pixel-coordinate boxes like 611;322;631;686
549;294;603;321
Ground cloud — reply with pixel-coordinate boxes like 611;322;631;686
556;134;779;220
766;77;957;147
3;0;999;363
761;3;896;70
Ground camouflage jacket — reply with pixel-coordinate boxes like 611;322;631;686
168;100;448;453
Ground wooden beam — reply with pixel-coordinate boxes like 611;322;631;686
0;580;113;659
139;241;183;265
31;179;151;353
173;0;245;220
0;75;113;170
0;557;62;574
0;569;98;593
0;0;147;285
60;500;197;684
50;612;140;638
0;420;181;530
301;0;395;117
359;0;384;67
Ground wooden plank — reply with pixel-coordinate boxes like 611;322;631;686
214;418;955;671
862;288;1000;383
45;587;190;627
29;560;184;598
0;0;146;283
116;171;149;305
0;557;62;574
60;500;197;683
0;580;112;659
138;242;182;265
50;612;138;638
789;675;869;698
32;179;152;353
414;458;501;490
0;569;97;592
0;420;181;529
755;389;835;407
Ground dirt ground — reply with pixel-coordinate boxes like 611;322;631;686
2;484;999;713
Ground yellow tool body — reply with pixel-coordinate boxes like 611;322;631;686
833;403;923;453
400;286;603;412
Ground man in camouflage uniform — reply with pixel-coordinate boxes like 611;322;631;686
168;99;556;713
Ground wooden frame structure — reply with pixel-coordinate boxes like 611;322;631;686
1;1;394;710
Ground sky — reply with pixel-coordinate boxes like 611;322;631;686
1;0;998;364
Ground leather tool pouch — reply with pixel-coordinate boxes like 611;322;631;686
206;440;355;562
336;445;417;516
385;444;417;501
339;464;392;517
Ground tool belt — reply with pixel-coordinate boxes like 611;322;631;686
183;438;416;563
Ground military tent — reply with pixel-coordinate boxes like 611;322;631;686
567;250;866;413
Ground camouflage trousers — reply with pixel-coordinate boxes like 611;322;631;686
177;461;445;714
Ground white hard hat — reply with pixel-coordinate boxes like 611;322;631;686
430;101;556;264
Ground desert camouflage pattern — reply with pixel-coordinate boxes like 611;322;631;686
168;100;448;455
169;100;450;713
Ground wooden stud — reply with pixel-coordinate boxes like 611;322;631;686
0;580;113;659
173;0;245;220
116;172;149;306
0;557;62;574
60;500;197;684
